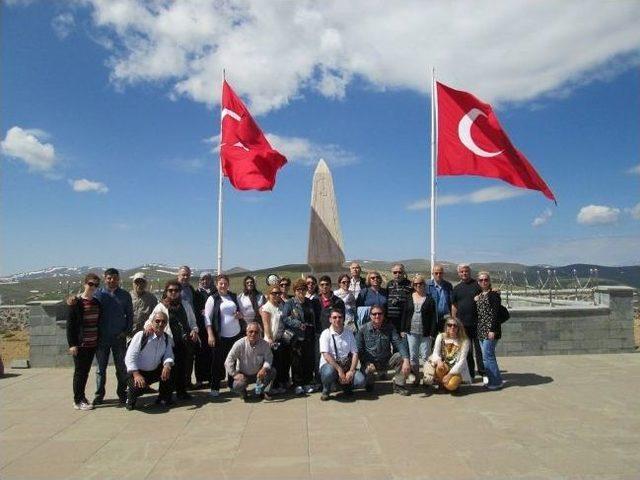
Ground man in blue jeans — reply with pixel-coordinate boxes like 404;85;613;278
318;309;365;401
93;268;133;405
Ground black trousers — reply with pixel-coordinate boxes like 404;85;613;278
171;341;188;396
211;333;242;390
291;332;315;387
194;331;211;383
72;346;96;404
272;343;291;388
127;365;173;404
463;324;485;378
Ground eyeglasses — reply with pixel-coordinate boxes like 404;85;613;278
392;271;403;275
446;324;459;328
370;276;381;281
87;282;99;287
167;288;180;293
433;272;444;275
340;280;349;284
413;282;425;286
154;320;167;325
370;312;383;317
478;279;490;283
279;283;289;287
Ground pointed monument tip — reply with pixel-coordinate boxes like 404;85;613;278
315;158;329;172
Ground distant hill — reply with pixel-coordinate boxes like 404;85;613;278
1;260;637;305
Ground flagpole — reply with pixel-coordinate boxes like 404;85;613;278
429;67;438;274
217;70;226;275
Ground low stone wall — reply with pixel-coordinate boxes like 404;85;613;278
497;286;636;356
0;305;30;331
26;286;636;366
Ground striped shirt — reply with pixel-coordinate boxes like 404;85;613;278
81;298;99;348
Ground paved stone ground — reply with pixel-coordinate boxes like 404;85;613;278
1;353;639;479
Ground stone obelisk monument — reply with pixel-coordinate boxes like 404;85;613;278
307;159;345;273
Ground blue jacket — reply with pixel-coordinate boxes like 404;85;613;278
95;287;133;343
426;279;453;318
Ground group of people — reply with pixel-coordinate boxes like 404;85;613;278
66;262;506;411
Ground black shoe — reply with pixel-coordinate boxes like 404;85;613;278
92;396;104;406
176;392;192;401
320;392;330;401
365;383;375;393
393;384;410;396
118;396;127;405
241;390;249;402
125;401;135;411
343;388;354;396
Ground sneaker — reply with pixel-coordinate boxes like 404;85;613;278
295;386;305;395
304;385;315;394
208;389;220;398
73;401;94;411
320;392;330;401
393;384;410;396
482;376;489;386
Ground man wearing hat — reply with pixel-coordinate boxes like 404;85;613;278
130;272;158;335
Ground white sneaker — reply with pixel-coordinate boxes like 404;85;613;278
208;390;220;398
295;386;305;395
74;401;94;411
482;376;489;386
304;385;315;394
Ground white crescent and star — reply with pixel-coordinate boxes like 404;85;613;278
457;108;503;158
220;107;249;150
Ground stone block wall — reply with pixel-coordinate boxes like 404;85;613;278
27;301;73;367
497;286;636;356
0;305;30;330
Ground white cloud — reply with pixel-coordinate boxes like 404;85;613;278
83;0;640;114
52;12;75;39
627;202;640;220
407;185;529;211
627;164;640;175
1;126;57;172
577;204;620;225
70;178;109;194
206;133;357;167
532;208;553;227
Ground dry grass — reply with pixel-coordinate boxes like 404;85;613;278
0;329;29;365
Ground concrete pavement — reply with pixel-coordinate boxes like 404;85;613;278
1;353;639;479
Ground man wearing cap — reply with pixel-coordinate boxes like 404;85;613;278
130;272;158;335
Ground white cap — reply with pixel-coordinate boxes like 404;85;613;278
132;272;147;281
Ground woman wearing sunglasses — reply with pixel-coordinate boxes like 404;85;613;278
475;272;504;390
424;315;471;391
333;274;356;331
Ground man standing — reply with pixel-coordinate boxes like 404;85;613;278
124;311;174;410
348;262;367;299
193;272;215;388
451;264;485;381
130;272;157;334
357;305;411;395
94;268;133;405
318;309;365;401
317;276;345;331
426;264;453;332
386;263;412;333
177;266;198;388
224;322;276;401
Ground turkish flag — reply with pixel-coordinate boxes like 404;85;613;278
437;82;555;202
220;80;287;191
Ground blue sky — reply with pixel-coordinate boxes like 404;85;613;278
1;0;639;275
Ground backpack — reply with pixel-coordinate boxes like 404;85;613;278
497;305;510;324
140;332;168;351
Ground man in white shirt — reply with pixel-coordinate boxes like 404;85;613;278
319;309;366;401
224;322;276;401
125;311;174;410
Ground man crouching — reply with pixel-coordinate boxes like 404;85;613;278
124;311;174;410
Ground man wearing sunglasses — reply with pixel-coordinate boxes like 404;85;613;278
356;305;411;395
124;311;174;410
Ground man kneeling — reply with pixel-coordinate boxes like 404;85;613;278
356;305;411;395
319;309;365;401
225;322;276;401
124;311;174;410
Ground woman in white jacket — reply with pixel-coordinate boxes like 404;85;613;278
424;315;471;391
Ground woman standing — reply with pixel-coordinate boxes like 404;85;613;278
205;274;242;398
334;274;356;331
237;276;265;328
424;316;471;392
475;271;504;390
401;274;436;383
282;279;316;394
67;273;102;410
260;287;289;394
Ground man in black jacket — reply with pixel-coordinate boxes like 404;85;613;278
386;264;412;333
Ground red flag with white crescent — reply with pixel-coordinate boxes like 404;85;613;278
220;80;287;191
437;81;556;202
